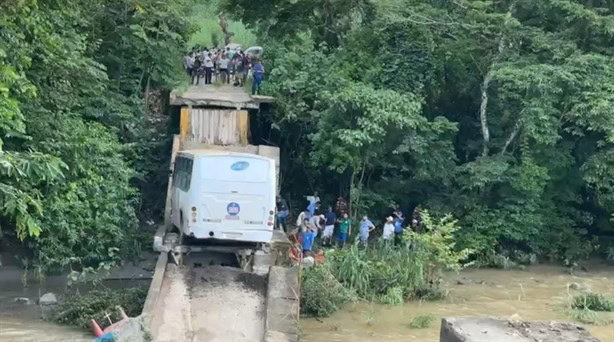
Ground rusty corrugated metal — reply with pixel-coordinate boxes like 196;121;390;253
188;109;246;145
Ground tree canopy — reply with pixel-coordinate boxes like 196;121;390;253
0;0;196;272
2;0;613;273
225;0;614;262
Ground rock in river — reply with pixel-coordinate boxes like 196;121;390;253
39;292;58;306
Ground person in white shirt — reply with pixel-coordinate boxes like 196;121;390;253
382;216;395;240
305;191;320;206
296;210;308;228
308;214;325;239
218;54;230;84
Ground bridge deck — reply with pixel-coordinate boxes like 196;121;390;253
170;84;273;109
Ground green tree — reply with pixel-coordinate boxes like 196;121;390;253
0;0;196;272
230;0;614;262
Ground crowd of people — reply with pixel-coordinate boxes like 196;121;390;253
276;193;424;256
183;46;265;95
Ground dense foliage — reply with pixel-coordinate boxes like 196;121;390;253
0;0;196;272
569;292;614;324
55;287;148;329
3;0;613;275
223;0;614;263
300;262;357;317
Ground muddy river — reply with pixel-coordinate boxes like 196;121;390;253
1;263;613;341
0;256;155;342
301;264;614;342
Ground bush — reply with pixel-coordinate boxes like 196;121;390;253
568;293;614;325
408;314;436;329
571;293;614;312
300;211;467;317
379;286;404;305
55;287;148;329
301;264;357;317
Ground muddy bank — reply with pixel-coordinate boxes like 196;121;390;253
301;263;614;342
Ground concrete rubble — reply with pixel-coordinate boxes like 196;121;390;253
440;317;600;342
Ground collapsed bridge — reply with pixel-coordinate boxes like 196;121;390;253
139;85;299;342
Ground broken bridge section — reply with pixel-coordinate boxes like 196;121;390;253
440;317;600;342
170;84;273;109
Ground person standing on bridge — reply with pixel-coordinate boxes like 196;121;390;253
184;52;194;77
219;54;230;84
252;59;265;95
191;55;202;85
241;52;249;86
233;54;246;87
204;53;214;85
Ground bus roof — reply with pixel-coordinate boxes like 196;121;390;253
177;149;274;161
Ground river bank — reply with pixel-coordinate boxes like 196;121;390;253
0;254;157;342
301;263;614;342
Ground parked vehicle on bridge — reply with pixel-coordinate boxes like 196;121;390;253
171;150;276;244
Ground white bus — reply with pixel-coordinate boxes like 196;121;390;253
170;150;276;244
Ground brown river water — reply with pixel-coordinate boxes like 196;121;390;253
0;257;154;342
0;263;613;341
301;264;614;342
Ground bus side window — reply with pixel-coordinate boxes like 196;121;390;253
184;159;193;191
172;157;182;187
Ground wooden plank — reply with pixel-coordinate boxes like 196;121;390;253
238;110;249;146
180;106;190;141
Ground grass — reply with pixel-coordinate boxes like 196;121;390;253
567;292;614;325
408;314;436;329
379;286;404;305
363;309;376;326
571;293;614;312
300;263;357;317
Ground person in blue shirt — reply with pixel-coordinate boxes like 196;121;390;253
359;215;376;247
252;59;265;95
301;219;316;256
306;200;319;220
394;213;405;245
